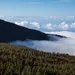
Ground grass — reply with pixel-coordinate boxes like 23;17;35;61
0;43;75;75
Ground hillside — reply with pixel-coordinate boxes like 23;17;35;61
0;19;49;42
0;43;75;75
0;19;66;43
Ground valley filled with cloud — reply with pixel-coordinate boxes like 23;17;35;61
2;16;75;55
9;31;75;56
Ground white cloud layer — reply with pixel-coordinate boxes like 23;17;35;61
45;23;54;30
45;22;75;31
59;22;69;30
9;31;75;56
30;22;40;28
15;21;28;27
15;21;40;29
14;21;75;31
45;31;75;39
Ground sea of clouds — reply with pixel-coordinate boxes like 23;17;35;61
1;16;75;32
1;16;75;55
9;31;75;56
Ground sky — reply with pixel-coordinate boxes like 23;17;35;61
0;0;75;17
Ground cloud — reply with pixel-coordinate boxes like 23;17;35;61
66;16;75;20
45;31;75;39
59;22;69;30
15;21;28;27
45;23;54;30
45;22;75;31
14;21;40;29
71;23;75;28
30;22;40;28
9;34;75;55
45;22;70;31
14;20;75;31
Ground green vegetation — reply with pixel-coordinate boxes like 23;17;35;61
0;43;75;75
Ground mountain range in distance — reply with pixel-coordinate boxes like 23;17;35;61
0;19;66;43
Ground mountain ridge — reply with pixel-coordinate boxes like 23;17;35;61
0;19;66;43
0;19;49;42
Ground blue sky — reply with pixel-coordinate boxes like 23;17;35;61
0;0;75;17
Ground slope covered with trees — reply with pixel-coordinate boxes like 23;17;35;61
0;43;75;75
